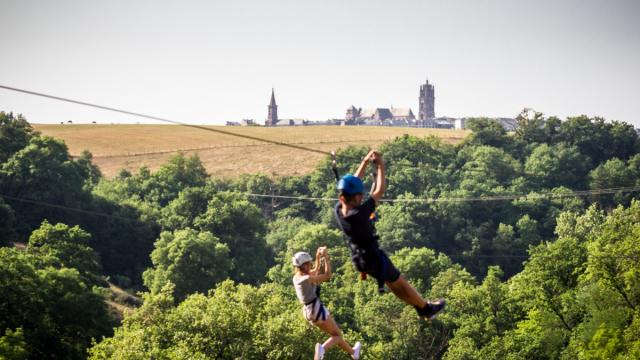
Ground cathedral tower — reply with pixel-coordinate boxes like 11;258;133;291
419;79;435;120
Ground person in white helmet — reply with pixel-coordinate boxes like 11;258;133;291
293;247;361;360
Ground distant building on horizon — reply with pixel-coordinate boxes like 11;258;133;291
265;88;278;126
419;79;435;121
258;80;519;131
344;106;415;126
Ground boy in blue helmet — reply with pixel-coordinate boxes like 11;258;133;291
334;150;445;319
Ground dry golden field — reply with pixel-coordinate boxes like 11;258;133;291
33;124;468;178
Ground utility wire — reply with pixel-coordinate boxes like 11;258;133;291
244;185;640;203
0;193;144;223
2;192;638;261
0;195;547;260
0;84;331;156
3;185;633;226
4;186;638;229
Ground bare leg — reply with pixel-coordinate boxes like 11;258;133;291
315;315;354;355
386;275;427;308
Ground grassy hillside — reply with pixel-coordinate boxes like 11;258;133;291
34;124;468;178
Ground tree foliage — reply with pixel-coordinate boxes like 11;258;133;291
0;247;112;359
143;228;231;301
2;111;640;359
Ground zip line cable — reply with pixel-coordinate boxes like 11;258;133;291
0;84;331;156
71;138;398;159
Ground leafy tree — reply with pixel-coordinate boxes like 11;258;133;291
463;118;512;149
514;109;549;144
271;174;315;220
265;215;311;257
457;145;522;187
0;112;38;163
159;186;213;231
491;215;542;278
0;248;112;359
94;153;209;209
195;191;270;284
80;195;159;287
443;266;521;360
524;143;588;189
26;220;102;284
143;228;231;301
0;328;28;360
584;201;640;312
511;187;585;239
375;195;432;252
141;153;208;207
379;134;456;168
558;116;639;166
385;161;452;197
505;207;604;357
284;224;344;259
0;198;16;246
429;266;476;300
589;157;638;207
90;281;317;360
0;136;92;239
75;150;102;187
231;173;276;218
390;247;453;293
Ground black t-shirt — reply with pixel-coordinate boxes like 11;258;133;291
334;197;380;251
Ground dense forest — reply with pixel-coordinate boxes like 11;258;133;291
1;110;639;359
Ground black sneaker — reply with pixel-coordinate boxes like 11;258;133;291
415;298;446;320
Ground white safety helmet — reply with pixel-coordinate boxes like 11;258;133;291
292;251;313;267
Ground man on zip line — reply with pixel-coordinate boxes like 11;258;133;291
334;150;445;319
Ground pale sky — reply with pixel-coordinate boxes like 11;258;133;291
1;0;639;126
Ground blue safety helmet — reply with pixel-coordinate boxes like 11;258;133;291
337;174;364;195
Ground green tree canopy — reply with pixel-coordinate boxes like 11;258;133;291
143;228;231;301
463;118;512;149
524;143;588;189
0;248;112;360
26;221;102;284
0;136;93;239
0;112;38;164
0;197;16;246
194;191;270;284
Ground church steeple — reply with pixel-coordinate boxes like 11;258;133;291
267;88;278;126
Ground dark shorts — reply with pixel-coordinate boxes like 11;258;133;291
354;249;401;283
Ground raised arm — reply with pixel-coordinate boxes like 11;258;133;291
310;247;323;275
354;150;375;179
322;249;332;278
370;151;386;202
309;247;332;284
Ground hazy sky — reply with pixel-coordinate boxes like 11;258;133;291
1;0;639;126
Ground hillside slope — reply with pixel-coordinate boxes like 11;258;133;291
34;124;468;178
